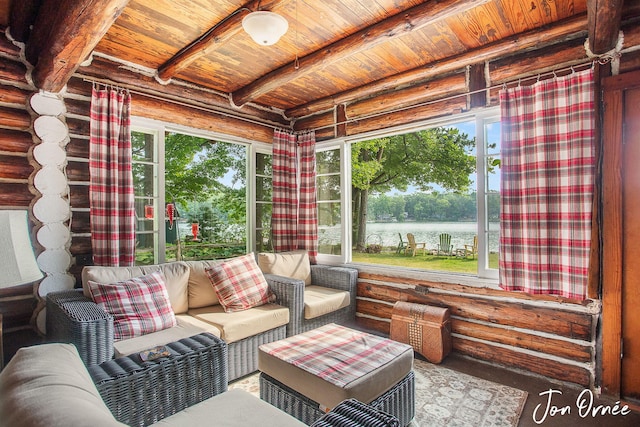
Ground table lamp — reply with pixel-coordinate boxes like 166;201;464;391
0;210;44;289
0;210;43;369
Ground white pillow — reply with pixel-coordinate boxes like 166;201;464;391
258;250;312;286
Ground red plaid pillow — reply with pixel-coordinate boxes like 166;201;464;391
205;253;275;312
88;271;177;341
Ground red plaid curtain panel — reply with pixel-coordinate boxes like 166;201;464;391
499;68;595;300
272;129;318;260
89;86;136;267
297;131;318;262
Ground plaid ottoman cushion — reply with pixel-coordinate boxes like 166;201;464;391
259;323;413;409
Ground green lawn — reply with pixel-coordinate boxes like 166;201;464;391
351;250;498;273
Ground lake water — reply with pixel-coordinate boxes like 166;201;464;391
361;222;499;252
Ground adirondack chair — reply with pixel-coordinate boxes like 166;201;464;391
405;233;427;256
437;233;454;256
396;232;407;254
463;235;478;259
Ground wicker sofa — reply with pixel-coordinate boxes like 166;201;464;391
46;256;357;381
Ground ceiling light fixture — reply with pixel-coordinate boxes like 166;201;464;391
242;10;288;46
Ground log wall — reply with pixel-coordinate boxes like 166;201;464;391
355;271;598;387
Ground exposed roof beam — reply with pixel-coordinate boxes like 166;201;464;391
26;0;130;92
587;0;624;54
157;0;267;82
8;0;41;42
231;0;490;107
287;14;588;119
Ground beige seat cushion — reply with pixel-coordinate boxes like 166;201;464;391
184;260;221;308
154;389;305;427
259;324;414;409
114;314;221;357
304;285;350;319
258;251;312;285
189;303;289;343
82;262;191;314
0;343;125;427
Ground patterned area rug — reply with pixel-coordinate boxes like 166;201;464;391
229;358;527;427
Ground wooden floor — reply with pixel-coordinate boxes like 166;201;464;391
3;327;640;426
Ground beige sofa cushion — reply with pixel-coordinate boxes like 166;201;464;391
154;389;305;427
0;343;125;427
304;285;350;319
114;314;221;357
82;262;191;314
258;251;312;285
183;260;221;308
188;303;289;343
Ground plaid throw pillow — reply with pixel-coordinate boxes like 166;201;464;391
205;253;275;312
88;270;177;341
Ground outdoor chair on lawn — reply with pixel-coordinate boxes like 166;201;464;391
462;235;478;259
404;233;426;256
396;233;407;254
437;233;454;256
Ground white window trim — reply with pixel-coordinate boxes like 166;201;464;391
332;107;501;282
131;116;255;263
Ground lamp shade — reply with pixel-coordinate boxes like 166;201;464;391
242;11;288;46
0;210;43;289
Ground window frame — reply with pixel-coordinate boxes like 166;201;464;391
339;107;500;280
131;116;254;264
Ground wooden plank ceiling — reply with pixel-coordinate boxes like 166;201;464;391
0;0;633;121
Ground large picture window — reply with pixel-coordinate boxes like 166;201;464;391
348;113;500;279
131;121;248;265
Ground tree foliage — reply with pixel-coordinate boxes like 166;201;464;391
351;127;476;249
164;132;245;206
161;133;247;243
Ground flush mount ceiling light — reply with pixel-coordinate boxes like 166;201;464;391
242;11;288;46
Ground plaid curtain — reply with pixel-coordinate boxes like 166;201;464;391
272;129;299;252
89;87;136;266
499;68;595;299
297;131;318;262
272;129;318;261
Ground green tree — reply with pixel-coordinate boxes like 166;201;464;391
352;127;475;250
163;133;246;243
164;132;245;205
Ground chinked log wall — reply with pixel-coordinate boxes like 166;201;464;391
0;30;39;331
355;271;599;387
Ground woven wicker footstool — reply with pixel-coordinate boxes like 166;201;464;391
258;323;415;426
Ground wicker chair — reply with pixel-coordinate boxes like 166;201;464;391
90;332;228;427
264;264;358;336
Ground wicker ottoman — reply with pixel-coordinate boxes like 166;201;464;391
258;323;415;426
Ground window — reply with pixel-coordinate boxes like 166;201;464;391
347;112;500;279
317;147;343;256
131;120;249;265
255;151;272;252
131;129;163;265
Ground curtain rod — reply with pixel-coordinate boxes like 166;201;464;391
79;75;286;131
311;61;595;133
81;59;595;136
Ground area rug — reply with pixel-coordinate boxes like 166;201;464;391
228;358;527;427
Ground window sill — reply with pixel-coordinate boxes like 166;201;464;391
346;262;500;289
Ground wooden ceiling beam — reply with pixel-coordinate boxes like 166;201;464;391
157;0;266;82
8;0;41;42
231;0;490;107
286;14;588;119
25;0;130;92
587;0;624;54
